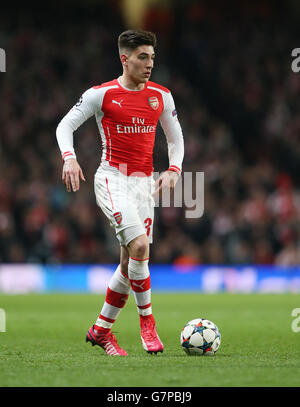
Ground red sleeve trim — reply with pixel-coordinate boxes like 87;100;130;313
168;165;181;174
62;151;73;158
62;151;75;162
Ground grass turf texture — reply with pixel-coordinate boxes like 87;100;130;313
0;293;300;387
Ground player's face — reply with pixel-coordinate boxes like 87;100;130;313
124;45;155;84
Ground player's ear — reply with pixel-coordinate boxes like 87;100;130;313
120;53;128;67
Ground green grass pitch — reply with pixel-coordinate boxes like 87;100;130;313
0;293;300;387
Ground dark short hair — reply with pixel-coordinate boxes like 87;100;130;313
118;30;157;54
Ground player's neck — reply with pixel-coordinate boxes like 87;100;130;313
119;75;145;91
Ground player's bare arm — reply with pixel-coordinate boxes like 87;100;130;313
62;158;86;192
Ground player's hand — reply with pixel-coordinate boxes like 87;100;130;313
152;170;180;197
62;158;86;192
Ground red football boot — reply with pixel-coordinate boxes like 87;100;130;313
86;325;128;356
140;316;164;354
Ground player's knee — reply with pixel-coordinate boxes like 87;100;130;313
129;235;149;259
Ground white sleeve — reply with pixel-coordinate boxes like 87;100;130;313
159;92;184;174
56;87;101;161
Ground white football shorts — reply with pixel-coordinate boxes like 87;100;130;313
94;166;155;246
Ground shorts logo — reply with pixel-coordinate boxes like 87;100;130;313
148;96;159;110
113;211;122;225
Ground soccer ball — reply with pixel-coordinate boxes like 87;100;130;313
180;318;221;356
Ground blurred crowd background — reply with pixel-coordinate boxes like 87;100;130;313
1;0;300;266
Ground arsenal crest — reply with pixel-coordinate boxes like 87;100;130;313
148;96;159;110
113;211;122;225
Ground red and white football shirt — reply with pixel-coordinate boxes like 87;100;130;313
56;78;184;176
